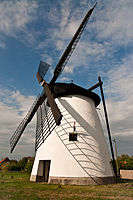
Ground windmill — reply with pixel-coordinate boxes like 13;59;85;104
10;4;116;185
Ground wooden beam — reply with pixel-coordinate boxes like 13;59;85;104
98;76;117;177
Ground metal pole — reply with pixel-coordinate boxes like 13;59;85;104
113;139;119;176
98;76;117;177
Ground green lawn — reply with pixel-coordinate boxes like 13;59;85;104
0;171;133;200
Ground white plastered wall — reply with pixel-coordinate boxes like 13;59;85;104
31;94;113;179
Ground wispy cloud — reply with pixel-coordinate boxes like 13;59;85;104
105;55;133;100
0;0;38;48
0;35;5;48
97;53;133;155
94;0;133;45
0;86;36;159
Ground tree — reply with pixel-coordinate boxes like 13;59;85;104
25;157;34;174
8;160;21;171
1;162;10;172
18;157;29;171
117;154;133;170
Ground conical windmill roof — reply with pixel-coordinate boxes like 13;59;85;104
52;83;100;107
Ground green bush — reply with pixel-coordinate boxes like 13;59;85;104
0;157;34;173
117;154;133;170
8;160;21;171
25;157;34;174
18;157;29;170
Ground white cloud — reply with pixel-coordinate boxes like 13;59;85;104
11;90;35;116
93;0;133;45
105;54;133;100
97;53;133;155
0;0;38;49
0;87;36;159
63;19;80;39
63;64;75;74
0;0;38;34
59;77;71;82
55;40;64;50
0;40;5;49
0;34;5;48
59;0;71;29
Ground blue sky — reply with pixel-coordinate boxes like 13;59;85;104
0;0;133;160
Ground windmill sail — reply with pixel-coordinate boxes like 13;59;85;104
36;61;62;126
10;4;96;153
36;61;50;83
50;3;96;84
10;92;45;153
35;100;56;151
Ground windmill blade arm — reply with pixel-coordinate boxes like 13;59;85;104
88;81;102;92
50;3;96;84
36;72;43;83
43;84;62;125
10;92;46;153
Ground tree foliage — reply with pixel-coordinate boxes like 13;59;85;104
117;154;133;170
8;160;21;171
0;157;34;173
25;157;34;174
1;162;10;172
18;157;29;171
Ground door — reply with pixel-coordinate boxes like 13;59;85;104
43;160;51;182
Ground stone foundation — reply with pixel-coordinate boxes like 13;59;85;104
49;176;116;185
30;175;116;185
30;175;44;182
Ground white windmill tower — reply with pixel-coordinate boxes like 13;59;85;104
10;4;117;185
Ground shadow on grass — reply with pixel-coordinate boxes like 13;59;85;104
116;177;133;184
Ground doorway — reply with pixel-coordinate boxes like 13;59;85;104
37;160;51;182
43;160;51;182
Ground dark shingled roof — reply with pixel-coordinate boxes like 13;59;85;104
52;83;100;107
0;157;9;165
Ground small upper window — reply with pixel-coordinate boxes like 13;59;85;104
69;133;77;141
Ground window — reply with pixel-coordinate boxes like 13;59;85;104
69;133;77;141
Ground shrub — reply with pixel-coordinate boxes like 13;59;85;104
25;157;34;174
117;154;133;170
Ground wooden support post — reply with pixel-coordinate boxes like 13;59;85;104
113;138;119;176
98;76;117;177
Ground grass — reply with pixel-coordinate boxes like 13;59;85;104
0;171;133;200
